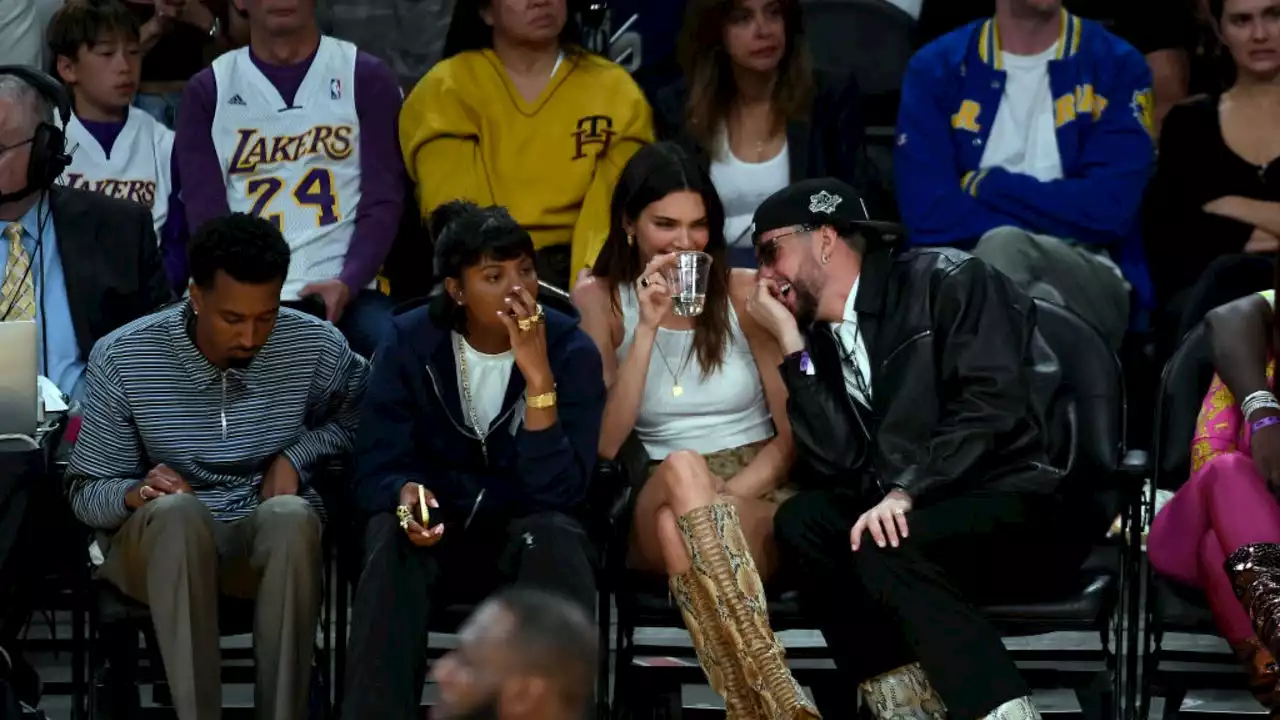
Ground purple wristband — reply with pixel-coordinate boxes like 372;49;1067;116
786;349;814;376
1253;416;1280;435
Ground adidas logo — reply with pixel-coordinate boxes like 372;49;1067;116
228;94;247;106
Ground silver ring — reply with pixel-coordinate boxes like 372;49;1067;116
893;509;905;517
639;277;650;288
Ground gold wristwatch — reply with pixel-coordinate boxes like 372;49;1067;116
527;390;557;409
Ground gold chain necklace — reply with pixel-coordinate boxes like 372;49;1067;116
455;334;488;464
653;332;693;398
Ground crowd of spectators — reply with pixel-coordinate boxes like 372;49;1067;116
2;0;1280;718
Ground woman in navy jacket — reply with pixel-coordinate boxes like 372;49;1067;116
342;200;606;719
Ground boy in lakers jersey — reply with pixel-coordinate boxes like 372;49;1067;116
175;0;404;359
48;0;185;294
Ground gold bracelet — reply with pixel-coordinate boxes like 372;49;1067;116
527;390;557;409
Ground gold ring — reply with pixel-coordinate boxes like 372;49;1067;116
517;304;545;333
396;504;412;529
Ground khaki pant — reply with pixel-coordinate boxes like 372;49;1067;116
973;226;1130;349
99;493;323;720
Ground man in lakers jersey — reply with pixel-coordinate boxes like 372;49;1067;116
48;0;186;295
175;0;404;358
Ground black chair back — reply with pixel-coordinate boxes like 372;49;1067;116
1153;323;1214;493
1032;299;1126;538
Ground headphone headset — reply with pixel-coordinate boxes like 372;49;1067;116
0;65;72;204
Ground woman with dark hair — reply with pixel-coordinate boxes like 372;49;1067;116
572;142;818;718
399;0;654;290
342;200;607;718
1147;271;1280;710
1145;0;1280;356
650;0;871;265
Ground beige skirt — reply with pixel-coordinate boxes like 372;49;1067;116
647;438;796;503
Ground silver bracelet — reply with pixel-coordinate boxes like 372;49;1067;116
1242;390;1280;421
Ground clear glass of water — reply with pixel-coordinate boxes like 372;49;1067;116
664;251;712;317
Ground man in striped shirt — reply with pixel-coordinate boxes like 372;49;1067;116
66;213;369;720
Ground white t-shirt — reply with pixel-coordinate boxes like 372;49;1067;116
453;332;515;435
980;45;1064;182
709;130;790;247
59;108;175;239
210;37;364;300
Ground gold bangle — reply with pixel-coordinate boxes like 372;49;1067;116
527;391;557;409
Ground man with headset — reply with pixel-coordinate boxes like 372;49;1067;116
0;65;170;401
0;64;170;710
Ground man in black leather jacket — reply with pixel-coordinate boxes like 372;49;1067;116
744;178;1069;720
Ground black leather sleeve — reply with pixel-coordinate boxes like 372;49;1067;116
779;351;867;483
886;258;1035;501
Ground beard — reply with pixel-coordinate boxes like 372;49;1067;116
1010;0;1062;21
447;695;500;720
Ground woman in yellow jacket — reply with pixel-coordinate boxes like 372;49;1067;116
400;0;654;290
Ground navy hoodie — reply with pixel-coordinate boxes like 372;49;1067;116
352;302;605;522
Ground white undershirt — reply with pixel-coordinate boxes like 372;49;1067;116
979;44;1064;182
453;332;515;435
709;128;790;247
830;277;872;408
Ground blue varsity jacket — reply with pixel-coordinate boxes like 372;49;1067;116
894;10;1155;309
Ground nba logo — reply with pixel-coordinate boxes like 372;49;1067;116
329;78;341;100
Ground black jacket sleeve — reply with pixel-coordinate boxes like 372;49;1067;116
778;342;869;484
886;258;1036;502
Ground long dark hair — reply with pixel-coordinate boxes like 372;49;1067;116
442;0;590;61
591;142;732;377
428;199;536;335
679;0;815;154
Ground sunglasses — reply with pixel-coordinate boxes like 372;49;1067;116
754;225;815;266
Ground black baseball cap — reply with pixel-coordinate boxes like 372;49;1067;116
750;178;902;247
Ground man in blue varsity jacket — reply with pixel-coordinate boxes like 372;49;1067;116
894;0;1154;348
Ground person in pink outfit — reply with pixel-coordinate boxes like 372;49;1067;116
1148;318;1280;710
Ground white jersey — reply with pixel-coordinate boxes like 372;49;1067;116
58;107;174;239
211;37;363;300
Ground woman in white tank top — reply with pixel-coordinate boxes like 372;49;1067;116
573;142;817;718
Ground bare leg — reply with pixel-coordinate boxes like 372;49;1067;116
629;450;779;578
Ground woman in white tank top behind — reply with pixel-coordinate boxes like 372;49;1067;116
573;142;818;719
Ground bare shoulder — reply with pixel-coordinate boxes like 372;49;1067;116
728;268;758;304
570;276;622;344
570;275;610;309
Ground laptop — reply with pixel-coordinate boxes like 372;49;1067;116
0;321;38;438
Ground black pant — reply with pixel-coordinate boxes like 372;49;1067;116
774;488;1087;720
342;510;597;719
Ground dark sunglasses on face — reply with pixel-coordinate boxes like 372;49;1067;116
754;225;814;266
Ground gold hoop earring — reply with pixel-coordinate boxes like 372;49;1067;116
821;254;830;265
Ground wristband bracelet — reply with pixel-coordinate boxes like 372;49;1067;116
785;349;814;376
1253;415;1280;435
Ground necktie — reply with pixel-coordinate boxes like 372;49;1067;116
1;222;36;322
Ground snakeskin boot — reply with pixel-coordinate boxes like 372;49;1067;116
678;502;821;719
1226;544;1280;659
859;663;947;720
670;570;765;718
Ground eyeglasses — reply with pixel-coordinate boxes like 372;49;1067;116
754;225;815;266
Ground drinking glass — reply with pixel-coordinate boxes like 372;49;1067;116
664;251;712;317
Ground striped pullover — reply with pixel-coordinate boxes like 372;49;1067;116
66;302;369;530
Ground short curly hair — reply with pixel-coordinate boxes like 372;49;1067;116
188;213;291;290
